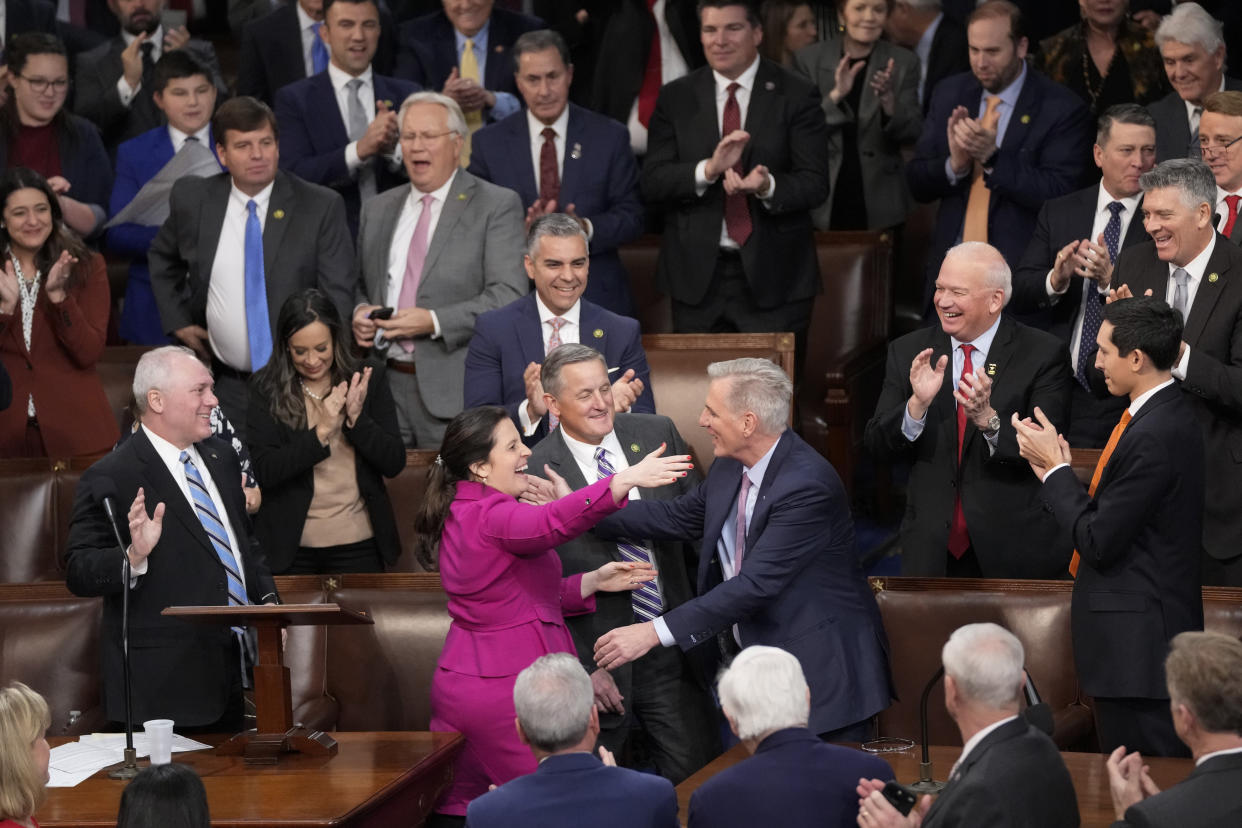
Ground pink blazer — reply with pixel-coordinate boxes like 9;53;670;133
436;476;625;677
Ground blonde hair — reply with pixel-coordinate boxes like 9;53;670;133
0;683;50;821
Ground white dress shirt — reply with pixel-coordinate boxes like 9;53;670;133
379;173;457;352
168;122;212;154
626;0;690;155
206;180;274;371
117;25;166;104
902;314;1002;453
1196;746;1242;767
1167;233;1215;379
517;296;582;435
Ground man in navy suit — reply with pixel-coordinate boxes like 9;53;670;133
593;357;893;743
464;213;652;446
464;652;679;828
907;0;1091;310
1015;296;1204;756
1010;104;1157;446
109;50;221;345
468;29;643;316
275;0;419;237
689;646;893;828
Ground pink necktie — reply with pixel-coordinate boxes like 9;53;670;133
734;473;752;573
546;317;566;429
396;194;434;353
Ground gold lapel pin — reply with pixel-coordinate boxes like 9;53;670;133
1209;272;1220;283
457;193;467;201
986;363;997;376
494;44;504;53
273;209;285;219
1020;114;1031;124
630;443;641;453
570;143;582;160
593;328;604;338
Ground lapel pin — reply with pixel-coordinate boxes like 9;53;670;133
570;143;582;160
986;363;997;376
273;209;285;219
630;443;641;453
1020;114;1031;124
457;193;467;201
593;328;604;338
1209;272;1220;283
764;81;775;91
494;44;504;54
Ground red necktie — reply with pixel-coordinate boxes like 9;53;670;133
1068;409;1132;578
947;344;975;559
539;127;560;205
1223;194;1241;238
722;82;752;246
638;0;662;127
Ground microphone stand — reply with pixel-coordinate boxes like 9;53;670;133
909;665;946;794
102;497;140;780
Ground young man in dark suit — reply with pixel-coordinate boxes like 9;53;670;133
1015;296;1204;757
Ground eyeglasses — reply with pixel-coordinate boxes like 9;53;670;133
400;130;457;146
18;75;70;94
1199;134;1242;157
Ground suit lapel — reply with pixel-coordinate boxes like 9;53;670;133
693;68;721;153
1122;195;1149;249
578;301;608;353
999;71;1038;155
197;175;232;283
368;187;407;298
484;16;511;91
1182;237;1234;346
544;430;592;491
745;431;794;547
560;105;585;204
262;174;293;317
508;115;539;206
197;439;249;573
517;295;545;367
133;430;214;559
742;62;778;169
311;73;350;150
421;170;473;282
858;45;881;124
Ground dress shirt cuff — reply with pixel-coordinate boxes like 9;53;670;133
759;173;776;206
1046;270;1069;299
345;141;362;173
983;429;999;455
902;403;927;442
489;91;520;121
127;547;148;581
652;616;676;647
944;158;960;186
429;310;442;340
1041;462;1071;483
694;160;715;196
583;218;594;241
117;76;139;106
1173;344;1190;380
518;400;541;436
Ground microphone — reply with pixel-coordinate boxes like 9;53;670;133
1022;671;1055;737
909;665;947;794
95;480;141;780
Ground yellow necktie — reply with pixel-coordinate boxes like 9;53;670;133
459;38;483;165
962;95;1003;243
1068;409;1132;578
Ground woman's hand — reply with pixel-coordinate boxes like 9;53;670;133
609;443;692;503
344;366;372;427
829;53;867;105
43;250;77;305
869;57;896;116
581;560;657;597
0;259;18;315
315;381;348;445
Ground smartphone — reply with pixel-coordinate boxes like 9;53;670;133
160;9;187;31
881;781;918;817
369;306;395;320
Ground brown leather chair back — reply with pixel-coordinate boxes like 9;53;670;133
618;235;673;335
386;450;438;572
0;460;60;582
1205;590;1242;642
97;346;152;432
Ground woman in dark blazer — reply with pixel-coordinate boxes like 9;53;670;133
794;0;921;231
247;289;405;574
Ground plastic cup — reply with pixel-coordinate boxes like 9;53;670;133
143;719;174;765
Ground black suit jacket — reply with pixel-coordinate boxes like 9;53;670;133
923;15;969;115
6;0;56;42
392;7;542;96
245;362;406;572
640;60;829;308
922;718;1080;827
1043;384;1204;699
1114;237;1242;562
1112;752;1242;828
1148;76;1242;162
864;316;1073;578
237;2;398;105
65;430;278;726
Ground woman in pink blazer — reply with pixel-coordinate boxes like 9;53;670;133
415;406;691;821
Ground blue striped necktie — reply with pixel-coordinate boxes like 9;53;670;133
180;452;248;633
594;447;663;621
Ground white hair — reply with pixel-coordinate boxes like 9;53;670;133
717;646;810;742
941;623;1025;710
944;241;1012;305
132;345;202;414
1155;3;1224;55
512;653;594;753
396;90;468;137
706;358;791;435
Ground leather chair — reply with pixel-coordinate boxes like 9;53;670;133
97;346;152;433
618;234;673;335
385;450;438;573
0;459;62;583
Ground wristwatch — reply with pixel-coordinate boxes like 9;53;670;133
983;413;1002;436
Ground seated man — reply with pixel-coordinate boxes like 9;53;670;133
688;646;893;828
464;213;652;446
858;623;1080;827
1107;631;1242;828
464;652;679;828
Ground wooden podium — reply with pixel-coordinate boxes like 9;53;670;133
163;603;373;764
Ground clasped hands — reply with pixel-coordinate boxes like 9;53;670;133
906;347;996;430
314;366;373;445
0;250;76;313
706;130;770;198
1051;233;1113;293
947;105;997;176
1106;745;1161;819
441;66;495;112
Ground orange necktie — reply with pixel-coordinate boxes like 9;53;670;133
1068;409;1132;577
962;95;1002;243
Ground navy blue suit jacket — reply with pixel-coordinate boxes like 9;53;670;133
393;8;542;99
688;728;893;828
907;66;1092;305
596;430;894;735
275;71;419;237
0;113;112;237
463;293;654;445
468;104;644;316
464;752;678;828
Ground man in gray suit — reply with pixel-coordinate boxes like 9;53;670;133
526;343;719;784
149;96;357;438
351;91;526;447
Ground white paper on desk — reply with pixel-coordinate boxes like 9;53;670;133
80;732;212;756
47;741;123;787
104;141;221;229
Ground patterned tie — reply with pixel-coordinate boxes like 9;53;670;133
545;317;566;429
595;448;663;620
459;39;483;164
244;200;272;371
140;42;156;87
1076;201;1124;389
1223;194;1241;238
962;95;1002;243
637;0;661;128
722;82;752;246
947;343;975;559
346;78;377;202
1190;107;1203;157
180;452;248;634
311;22;329;74
734;472;752;572
396;194;435;353
539;127;560;204
1172;267;1190;322
1069;410;1132;577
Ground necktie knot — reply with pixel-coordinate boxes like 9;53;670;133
960;343;975;360
311;21;321;34
140;41;154;56
549;317;566;332
726;82;740;98
180;450;191;466
982;95;1001;127
347;78;363;94
246;199;258;218
1108;200;1125;218
420;194;435;209
1227;194;1241;211
541;127;556;141
1173;267;1189;288
185;135;199;143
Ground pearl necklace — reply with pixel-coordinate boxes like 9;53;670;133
300;379;328;401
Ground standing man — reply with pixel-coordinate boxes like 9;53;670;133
1111;158;1242;585
907;0;1091;308
1198;91;1242;246
73;0;227;149
526;343;717;784
464;215;653;446
864;242;1072;578
1014;296;1204;757
593;358;893;743
468;28;644;317
148;96;358;438
351;91;526;447
1010;104;1156;447
885;0;970;114
65;346;279;731
275;0;420;237
1149;3;1241;162
640;0;828;365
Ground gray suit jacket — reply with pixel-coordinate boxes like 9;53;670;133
794;38;923;230
148;170;357;342
355;169;526;420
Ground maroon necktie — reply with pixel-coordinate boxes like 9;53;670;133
734;473;752;573
722;82;752;246
539;127;560;205
1223;194;1241;238
947;344;974;559
638;0;662;127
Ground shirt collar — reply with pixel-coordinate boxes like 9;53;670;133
1196;745;1242;767
1129;378;1175;416
455;21;490;52
229;179;275;211
327;60;373;89
916;12;943;63
950;314;1003;359
296;4;318;31
1170;232;1216;282
984;59;1027;112
560;425;626;474
1097;181;1142;213
956;715;1018;770
713;55;761;96
526;104;570;142
141;423;199;462
168;122;211;149
534;294;581;329
411;167;458;200
743;429;783;488
1216;185;1242;205
1185;75;1227;122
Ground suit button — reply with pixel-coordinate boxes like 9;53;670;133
944;520;952;529
949;479;956;488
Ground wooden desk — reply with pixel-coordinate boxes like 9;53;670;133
38;731;462;828
676;743;1194;827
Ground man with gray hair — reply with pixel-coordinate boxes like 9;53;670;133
857;623;1079;828
1148;2;1242;161
689;646;894;828
594;358;894;743
464;213;653;447
865;241;1072;578
464;653;679;828
1110;157;1242;585
351;90;526;447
